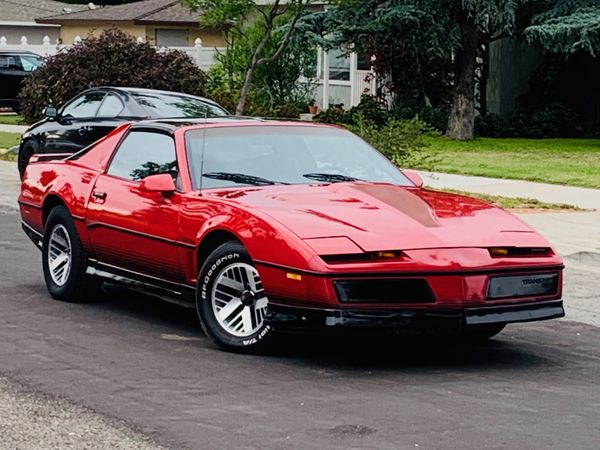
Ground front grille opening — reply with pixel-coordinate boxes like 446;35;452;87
334;279;435;303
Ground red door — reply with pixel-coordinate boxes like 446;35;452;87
85;130;184;282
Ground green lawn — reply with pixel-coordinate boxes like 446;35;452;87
419;137;600;189
0;114;25;125
438;189;582;211
0;132;21;150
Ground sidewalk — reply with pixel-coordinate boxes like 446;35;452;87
0;124;28;133
419;171;600;210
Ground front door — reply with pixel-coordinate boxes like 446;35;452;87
46;91;106;153
86;129;184;282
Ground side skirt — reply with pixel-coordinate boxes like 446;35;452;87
22;222;43;250
86;259;196;309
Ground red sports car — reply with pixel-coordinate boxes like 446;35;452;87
19;119;564;351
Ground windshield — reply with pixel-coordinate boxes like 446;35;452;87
185;125;413;190
132;92;228;118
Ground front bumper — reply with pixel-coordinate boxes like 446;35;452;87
266;299;564;331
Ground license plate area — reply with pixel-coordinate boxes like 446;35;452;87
486;273;558;300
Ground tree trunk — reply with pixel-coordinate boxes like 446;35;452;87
236;66;255;115
446;18;479;140
479;42;489;116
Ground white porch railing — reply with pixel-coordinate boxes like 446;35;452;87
0;35;223;71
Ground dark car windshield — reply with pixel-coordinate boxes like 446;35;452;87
185;125;412;190
132;92;228;118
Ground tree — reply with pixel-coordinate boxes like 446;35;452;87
183;0;315;115
321;1;524;140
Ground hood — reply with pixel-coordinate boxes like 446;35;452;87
204;183;550;252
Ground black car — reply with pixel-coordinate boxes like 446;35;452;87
18;87;228;177
0;51;44;112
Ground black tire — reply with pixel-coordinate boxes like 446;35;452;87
42;205;102;302
196;241;273;352
18;140;38;180
463;323;506;341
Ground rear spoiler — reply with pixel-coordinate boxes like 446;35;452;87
30;153;71;164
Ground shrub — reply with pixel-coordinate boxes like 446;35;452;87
475;102;583;138
19;29;206;123
348;114;438;170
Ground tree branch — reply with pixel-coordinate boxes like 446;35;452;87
256;1;304;65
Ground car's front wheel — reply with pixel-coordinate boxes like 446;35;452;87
42;205;102;302
196;241;272;352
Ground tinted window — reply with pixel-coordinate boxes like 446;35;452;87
62;92;105;118
0;55;22;70
97;94;124;118
108;131;177;181
186;126;412;190
132;92;228;118
19;55;43;72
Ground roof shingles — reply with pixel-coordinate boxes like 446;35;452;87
36;0;200;25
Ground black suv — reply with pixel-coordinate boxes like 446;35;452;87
18;87;229;177
0;51;44;112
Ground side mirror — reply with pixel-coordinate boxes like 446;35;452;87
139;173;176;194
403;169;424;188
43;106;58;119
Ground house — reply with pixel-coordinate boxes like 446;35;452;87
0;0;85;45
36;0;225;47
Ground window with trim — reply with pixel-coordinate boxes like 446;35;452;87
108;131;177;182
97;94;125;118
328;48;350;81
62;92;105;118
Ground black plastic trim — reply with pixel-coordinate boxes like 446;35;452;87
266;300;564;330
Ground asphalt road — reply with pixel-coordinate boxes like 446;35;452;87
1;211;599;449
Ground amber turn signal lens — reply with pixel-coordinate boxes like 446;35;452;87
374;251;402;259
489;247;509;256
286;273;302;281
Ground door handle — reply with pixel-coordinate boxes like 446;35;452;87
92;191;106;200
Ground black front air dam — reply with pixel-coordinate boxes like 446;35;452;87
266;300;564;331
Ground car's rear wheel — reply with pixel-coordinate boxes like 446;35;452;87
196;241;272;352
463;323;506;341
42;205;102;302
18;140;37;179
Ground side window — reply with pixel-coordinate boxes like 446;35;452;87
108;131;177;182
0;55;23;71
19;55;43;72
62;92;105;119
97;94;124;118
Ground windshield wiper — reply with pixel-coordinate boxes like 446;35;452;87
303;173;361;183
202;172;288;186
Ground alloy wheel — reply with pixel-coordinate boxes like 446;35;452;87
47;224;72;286
211;263;268;337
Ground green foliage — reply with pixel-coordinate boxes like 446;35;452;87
19;29;206;124
315;96;447;133
184;0;314;114
207;16;316;115
525;1;600;55
475;103;583;138
183;0;254;27
347;114;438;170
